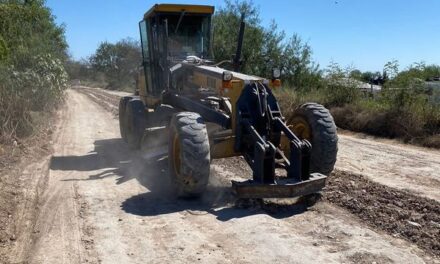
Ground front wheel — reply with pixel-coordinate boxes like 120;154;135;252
168;112;210;197
288;103;338;175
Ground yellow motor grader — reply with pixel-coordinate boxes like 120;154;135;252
119;4;338;198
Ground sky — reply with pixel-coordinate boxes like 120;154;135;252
46;0;440;72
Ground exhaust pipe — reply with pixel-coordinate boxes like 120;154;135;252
233;12;246;72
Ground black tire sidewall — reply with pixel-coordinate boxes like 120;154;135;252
168;112;210;197
119;97;130;142
125;99;145;149
291;103;338;175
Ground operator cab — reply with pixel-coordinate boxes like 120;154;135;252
138;4;214;102
164;12;211;59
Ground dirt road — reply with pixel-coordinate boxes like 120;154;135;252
337;132;440;202
6;88;439;263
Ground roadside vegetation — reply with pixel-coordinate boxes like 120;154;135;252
277;62;440;148
0;0;68;145
66;0;440;148
66;38;140;91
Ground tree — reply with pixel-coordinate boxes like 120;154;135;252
0;0;67;67
360;71;374;83
89;38;141;89
65;57;92;80
212;0;321;89
385;61;440;89
260;20;285;78
281;34;321;89
90;42;117;73
0;0;68;138
349;69;362;81
383;60;399;79
212;0;264;75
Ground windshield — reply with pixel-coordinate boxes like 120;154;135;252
164;13;211;59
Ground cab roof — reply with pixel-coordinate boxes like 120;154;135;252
144;4;215;19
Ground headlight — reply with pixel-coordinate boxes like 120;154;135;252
272;68;281;79
223;71;233;81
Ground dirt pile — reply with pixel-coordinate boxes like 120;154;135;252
324;170;440;257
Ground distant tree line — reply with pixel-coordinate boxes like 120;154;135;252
66;38;140;90
348;60;440;87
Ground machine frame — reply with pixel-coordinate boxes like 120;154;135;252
119;4;337;199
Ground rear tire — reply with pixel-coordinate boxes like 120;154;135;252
289;103;338;175
168;112;210;197
119;96;131;142
125;99;146;149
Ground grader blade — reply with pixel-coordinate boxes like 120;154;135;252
232;173;327;199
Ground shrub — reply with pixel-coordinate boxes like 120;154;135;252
0;55;67;139
0;1;68;142
276;72;440;148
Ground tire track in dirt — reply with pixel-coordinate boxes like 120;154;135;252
74;87;120;116
27;91;101;264
0;113;59;263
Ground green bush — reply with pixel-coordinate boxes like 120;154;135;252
0;55;67;137
0;1;67;66
0;1;68;141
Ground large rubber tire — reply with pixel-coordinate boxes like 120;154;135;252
119;96;131;143
288;103;338;175
168;112;210;197
125;99;146;149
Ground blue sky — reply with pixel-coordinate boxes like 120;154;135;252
46;0;440;72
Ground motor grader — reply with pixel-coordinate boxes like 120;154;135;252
119;4;338;199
